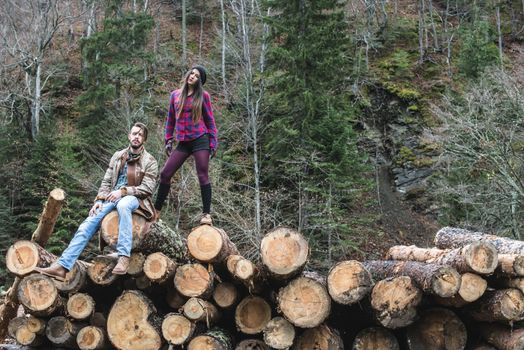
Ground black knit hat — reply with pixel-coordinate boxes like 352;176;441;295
191;65;207;85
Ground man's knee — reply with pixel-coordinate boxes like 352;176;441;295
116;196;138;212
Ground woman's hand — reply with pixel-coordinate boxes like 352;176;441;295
165;139;173;157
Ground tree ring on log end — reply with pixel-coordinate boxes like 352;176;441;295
15;327;37;346
18;274;58;313
501;289;524;320
100;210;147;249
464;242;498;274
278;277;331;328
261;227;308;278
174;263;212;298
162;314;192;345
77;326;104;350
187;226;224;262
431;267;461;298
327;260;372;305
236;296;272;334
6;241;40;275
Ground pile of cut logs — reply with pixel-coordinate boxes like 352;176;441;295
3;190;524;349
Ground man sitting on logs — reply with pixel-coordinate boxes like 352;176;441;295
38;122;158;279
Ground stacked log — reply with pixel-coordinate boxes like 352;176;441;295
7;194;524;349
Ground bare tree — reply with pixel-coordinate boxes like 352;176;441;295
0;0;65;139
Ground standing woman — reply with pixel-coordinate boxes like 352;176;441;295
154;65;217;224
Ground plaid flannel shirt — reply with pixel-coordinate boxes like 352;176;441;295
164;89;217;151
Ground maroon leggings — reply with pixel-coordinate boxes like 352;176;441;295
159;149;210;185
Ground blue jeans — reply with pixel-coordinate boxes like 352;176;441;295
57;196;139;271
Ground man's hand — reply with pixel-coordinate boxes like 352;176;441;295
106;190;123;202
89;201;103;216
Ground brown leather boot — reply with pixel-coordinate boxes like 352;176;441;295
36;263;67;281
112;256;130;275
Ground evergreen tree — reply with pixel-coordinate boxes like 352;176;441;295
262;0;370;267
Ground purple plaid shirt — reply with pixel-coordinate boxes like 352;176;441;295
164;89;218;151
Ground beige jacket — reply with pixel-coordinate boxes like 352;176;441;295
95;147;158;220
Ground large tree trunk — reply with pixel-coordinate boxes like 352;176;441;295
277;275;331;328
45;316;87;348
143;252;177;284
100;210;148;250
478;322;524;350
467;288;524;322
136;220;188;261
161;313;196;346
386;243;498;275
260;227;309;280
187;225;238;263
235;296;272;335
174;263;214;299
0;188;64;340
327;260;373;305
212;282;239;309
263;316;295;350
17;274;63;317
435;227;524;254
292;324;343;350
67;293;95;321
6;240;57;276
352;327;399;350
364;260;461;297
76;326;110;350
406;308;467;350
107;290;162;350
370;276;422;329
188;328;233;350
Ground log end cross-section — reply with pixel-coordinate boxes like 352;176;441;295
100;210;148;249
107;290;162;350
174;263;214;298
352;327;400;350
235;296;272;335
162;313;195;346
277;276;331;329
464;242;498;275
327;260;373;305
261;227;309;280
17;274;61;317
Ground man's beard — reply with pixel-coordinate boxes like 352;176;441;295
130;143;143;151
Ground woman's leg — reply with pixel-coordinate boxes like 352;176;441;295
193;150;211;214
154;149;190;210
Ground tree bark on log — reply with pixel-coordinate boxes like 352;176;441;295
435;227;524;254
17;274;63;317
292;324;343;350
136;221;188;262
100;210;148;250
364;260;461;297
212;282;238;310
143;252;177;284
370;276;422;329
87;255;119;286
263;316;295;350
467;288;524;322
183;297;220;325
107;290;162;350
6;240;57;277
225;255;263;294
0;188;64;341
46;316;86;348
67;293;95;321
327;260;373;305
478;322;524;350
187;225;238;263
386;243;498;275
260;227;309;280
161;313;196;346
187;328;233;350
277;275;331;328
497;254;524;277
77;326;110;350
235;339;269;350
406;308;467;350
174;263;214;299
352;327;399;350
235;296;272;335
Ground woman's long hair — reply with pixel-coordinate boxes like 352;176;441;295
176;69;204;123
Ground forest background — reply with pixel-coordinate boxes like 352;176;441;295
1;0;524;291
